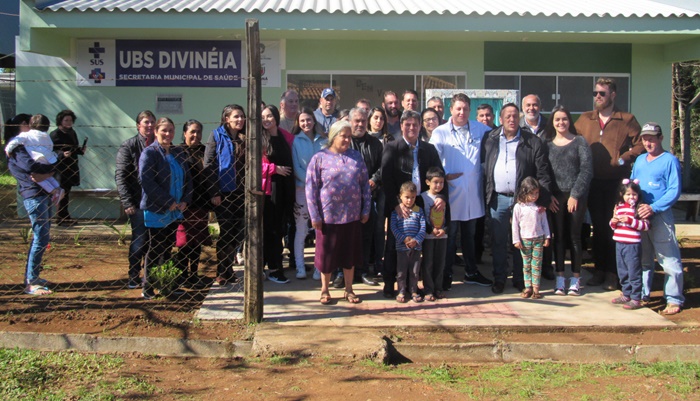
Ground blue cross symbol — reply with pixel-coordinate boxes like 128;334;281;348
89;42;105;59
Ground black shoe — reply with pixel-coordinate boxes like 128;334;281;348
169;288;186;297
332;272;345;288
443;275;453;291
541;269;555;280
268;269;290;284
185;275;206;289
455;255;465;266
383;290;396;299
361;274;379;286
513;281;525;292
142;288;156;300
491;281;505;294
464;272;493;287
127;278;142;289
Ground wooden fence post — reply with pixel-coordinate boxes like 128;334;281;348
244;19;263;323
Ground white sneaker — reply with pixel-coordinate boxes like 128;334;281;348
312;269;321;280
235;253;244;266
568;277;581;296
296;267;307;279
554;276;566;296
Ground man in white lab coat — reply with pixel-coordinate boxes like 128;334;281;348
430;93;493;290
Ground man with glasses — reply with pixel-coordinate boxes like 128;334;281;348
381;110;446;298
575;77;643;290
430;93;493;290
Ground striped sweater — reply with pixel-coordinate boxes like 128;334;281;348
391;205;426;251
609;202;649;244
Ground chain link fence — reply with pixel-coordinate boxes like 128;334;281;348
0;141;255;316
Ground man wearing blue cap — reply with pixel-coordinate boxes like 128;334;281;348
631;122;684;315
314;88;339;135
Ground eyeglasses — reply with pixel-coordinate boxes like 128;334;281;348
423;117;438;123
593;91;608;97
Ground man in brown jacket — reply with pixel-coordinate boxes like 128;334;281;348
574;77;644;290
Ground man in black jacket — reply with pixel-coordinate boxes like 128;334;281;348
380;110;446;298
347;107;383;287
115;110;156;289
482;103;552;294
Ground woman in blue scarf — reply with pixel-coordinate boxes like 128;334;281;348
139;117;192;299
203;104;247;286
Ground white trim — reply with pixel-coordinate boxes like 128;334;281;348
485;71;630;77
287;70;466;76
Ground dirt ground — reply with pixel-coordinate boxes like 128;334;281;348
0;221;699;347
92;354;700;400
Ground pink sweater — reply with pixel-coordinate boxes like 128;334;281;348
261;128;294;195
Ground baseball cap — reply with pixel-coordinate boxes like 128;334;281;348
640;122;662;136
321;88;336;99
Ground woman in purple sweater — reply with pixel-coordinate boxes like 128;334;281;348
306;120;371;305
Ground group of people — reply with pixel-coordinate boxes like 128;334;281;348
273;78;684;314
4;111;86;295
3;77;685;315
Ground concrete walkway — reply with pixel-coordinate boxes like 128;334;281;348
197;207;696;328
196;266;671;328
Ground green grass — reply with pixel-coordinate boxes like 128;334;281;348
374;360;700;400
0;172;16;186
0;348;158;400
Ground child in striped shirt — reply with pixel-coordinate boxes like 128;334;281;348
609;179;649;310
390;181;426;304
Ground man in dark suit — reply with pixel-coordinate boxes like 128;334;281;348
380;110;446;298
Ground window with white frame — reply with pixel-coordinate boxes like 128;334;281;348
287;72;466;110
485;73;630;114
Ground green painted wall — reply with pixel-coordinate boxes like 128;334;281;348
631;44;672;148
284;39;481;85
485;42;632;73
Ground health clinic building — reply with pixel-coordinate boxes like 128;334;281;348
16;0;700;217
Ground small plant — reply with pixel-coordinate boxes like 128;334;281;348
73;226;87;246
19;227;32;244
150;260;182;297
103;219;130;246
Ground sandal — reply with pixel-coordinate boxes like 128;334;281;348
661;303;681;315
425;294;436;302
320;292;332;305
24;285;52;296
521;288;533;298
531;292;543;300
411;293;423;303
396;293;407;303
343;291;361;304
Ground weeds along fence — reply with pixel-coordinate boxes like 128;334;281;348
0;142;254;315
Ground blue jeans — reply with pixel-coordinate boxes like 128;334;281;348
641;209;684;306
23;194;52;286
489;194;523;285
616;242;642;301
128;209;148;280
